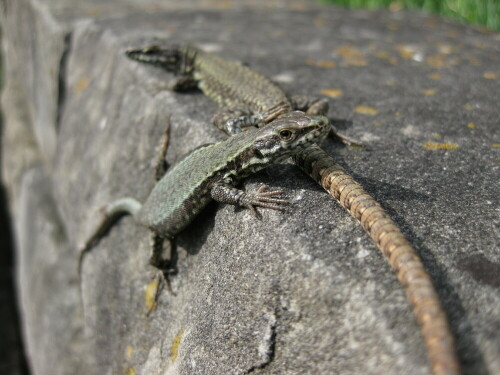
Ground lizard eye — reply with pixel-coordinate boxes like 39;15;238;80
279;129;293;140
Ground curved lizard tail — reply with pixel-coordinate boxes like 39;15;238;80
294;145;461;375
78;198;142;280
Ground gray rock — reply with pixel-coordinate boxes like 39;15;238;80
2;0;499;374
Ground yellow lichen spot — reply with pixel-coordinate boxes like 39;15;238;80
469;58;480;66
426;19;439;28
336;45;361;59
428;73;442;80
492;144;500;147
170;328;184;363
306;59;336;68
395;44;416;60
316;60;336;68
355;106;378;116
421;89;436;96
290;1;308;10
423;141;459;150
314;17;327;27
463;104;474;111
483;72;497;79
467;123;476;129
125;345;133;359
387;21;400;30
86;8;101;17
145;277;161;314
373;121;382;126
347;59;368;67
476;40;487;47
335;45;367;66
376;51;391;59
385;79;396;86
436;43;457;55
215;1;234;9
395;111;401;116
426;55;448;68
75;77;89;93
124;368;136;375
321;89;343;98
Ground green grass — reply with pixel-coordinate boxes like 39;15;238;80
319;0;500;30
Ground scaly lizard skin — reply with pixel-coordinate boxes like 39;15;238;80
126;45;329;134
127;44;461;375
79;112;330;277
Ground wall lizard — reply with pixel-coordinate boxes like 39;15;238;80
127;44;461;375
79;111;330;282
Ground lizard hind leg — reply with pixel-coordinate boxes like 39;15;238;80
78;198;142;280
153;119;172;182
148;234;178;299
290;95;329;116
212;107;257;135
212;102;290;136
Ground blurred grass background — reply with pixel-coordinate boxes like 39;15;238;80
320;0;500;30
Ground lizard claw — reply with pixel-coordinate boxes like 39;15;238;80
241;184;289;213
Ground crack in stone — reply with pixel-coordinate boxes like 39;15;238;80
244;310;278;374
56;32;72;132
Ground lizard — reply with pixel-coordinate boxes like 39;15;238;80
78;111;330;284
125;45;330;135
126;44;461;375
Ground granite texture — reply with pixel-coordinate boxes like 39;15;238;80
1;0;499;374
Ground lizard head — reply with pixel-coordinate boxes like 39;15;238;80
125;45;183;72
253;111;330;160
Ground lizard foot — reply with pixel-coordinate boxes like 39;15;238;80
211;183;289;216
330;126;364;148
144;265;179;316
240;185;289;216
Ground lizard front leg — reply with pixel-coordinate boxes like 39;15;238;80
211;106;257;135
169;76;198;91
126;45;198;91
211;183;289;215
212;102;290;135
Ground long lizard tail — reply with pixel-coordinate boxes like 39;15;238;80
294;145;461;375
78;198;142;279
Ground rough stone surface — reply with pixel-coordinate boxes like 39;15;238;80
1;0;499;374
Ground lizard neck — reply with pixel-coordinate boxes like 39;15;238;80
221;143;299;183
221;144;271;182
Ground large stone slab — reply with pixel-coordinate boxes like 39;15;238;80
1;0;499;374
